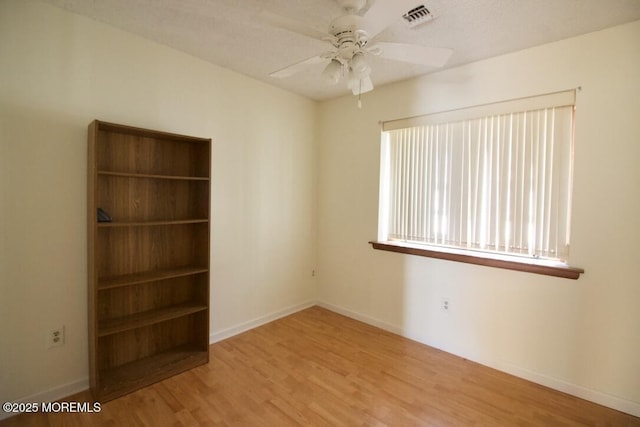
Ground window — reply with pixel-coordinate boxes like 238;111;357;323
373;90;584;279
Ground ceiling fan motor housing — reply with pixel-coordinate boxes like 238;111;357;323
329;14;368;60
329;14;364;37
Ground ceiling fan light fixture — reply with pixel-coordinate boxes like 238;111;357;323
350;52;370;78
348;72;373;95
322;59;343;85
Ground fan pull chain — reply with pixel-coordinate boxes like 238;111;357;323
357;80;362;109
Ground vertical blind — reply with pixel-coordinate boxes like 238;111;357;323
379;91;576;262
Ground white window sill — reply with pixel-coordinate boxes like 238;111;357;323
369;240;584;280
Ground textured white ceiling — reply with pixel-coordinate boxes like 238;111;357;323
39;0;640;100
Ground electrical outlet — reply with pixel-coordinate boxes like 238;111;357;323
47;326;65;348
441;298;450;312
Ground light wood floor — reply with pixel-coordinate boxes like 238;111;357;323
3;306;639;426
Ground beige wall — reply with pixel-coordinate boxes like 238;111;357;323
0;0;317;404
316;21;640;415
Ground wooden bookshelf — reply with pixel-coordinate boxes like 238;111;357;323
87;120;211;401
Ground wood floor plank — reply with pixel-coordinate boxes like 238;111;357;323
2;306;639;426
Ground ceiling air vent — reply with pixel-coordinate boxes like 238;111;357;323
402;5;434;28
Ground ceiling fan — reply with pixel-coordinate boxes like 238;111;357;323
265;0;453;104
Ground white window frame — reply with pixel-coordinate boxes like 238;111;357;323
373;90;584;279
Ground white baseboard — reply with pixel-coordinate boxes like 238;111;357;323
0;377;89;421
209;300;316;343
316;301;404;335
490;359;640;418
317;302;640;418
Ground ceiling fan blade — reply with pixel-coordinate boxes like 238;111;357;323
362;0;423;39
373;42;453;67
269;55;327;79
260;10;334;42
